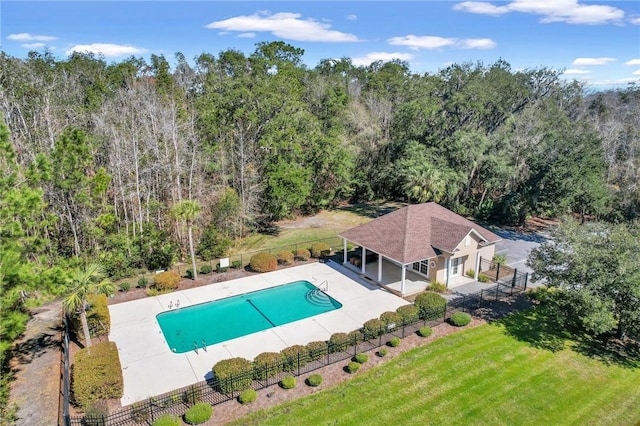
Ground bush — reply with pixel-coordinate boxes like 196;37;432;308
427;281;447;293
418;326;433;337
345;361;360;373
152;414;181;426
306;341;328;361
182;384;202;406
492;254;507;266
379;311;402;330
154;271;180;292
347;329;364;344
276;250;295;265
466;269;475;278
238;388;257;404
249;252;277;273
119;282;131;292
199;264;213;275
231;260;242;269
131;401;151;424
280;376;296;389
186;269;195;279
84;399;108;425
294;248;311;261
85;294;110;336
396;305;419;325
328;332;350;353
216;264;228;273
450;312;472;327
281;345;309;372
378;347;388;357
310;242;331;258
184;402;213;425
362;318;386;339
414;292;447;320
388;337;401;347
478;274;491;283
137;277;148;288
212;357;253;394
253;352;282;380
354;353;368;364
306;374;322;387
71;342;123;409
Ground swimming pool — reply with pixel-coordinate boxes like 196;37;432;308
156;280;342;353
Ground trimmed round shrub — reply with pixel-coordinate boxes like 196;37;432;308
418;326;433;338
182;385;202;406
152;414;181;426
310;242;331;258
354;353;368;364
231;260;242;269
414;292;447;320
154;271;180;292
72;342;123;409
238;388;257;404
328;332;350;353
276;250;294;265
450;312;472;327
280;376;296;389
281;345;309;372
362;318;386;340
347;329;364;344
396;305;419;326
253;352;282;380
378;347;388;357
137;277;148;288
306;374;322;387
345;361;360;373
199;264;213;275
212;357;253;394
184;402;213;425
119;282;131;292
379;311;402;330
249;252;277;272
388;337;401;347
307;341;328;361
294;248;311;261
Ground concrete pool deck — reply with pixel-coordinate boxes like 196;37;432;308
108;261;410;405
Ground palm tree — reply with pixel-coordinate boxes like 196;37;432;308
171;200;202;280
403;163;447;203
63;263;115;349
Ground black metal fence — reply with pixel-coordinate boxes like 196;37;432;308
63;279;528;426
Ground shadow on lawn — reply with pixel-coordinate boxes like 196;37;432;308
501;308;640;369
336;202;404;219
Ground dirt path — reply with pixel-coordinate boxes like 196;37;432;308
9;302;62;426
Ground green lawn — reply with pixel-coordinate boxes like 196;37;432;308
231;312;640;425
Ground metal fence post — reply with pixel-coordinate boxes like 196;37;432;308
297;353;301;376
524;272;529;290
495;285;499;301
496;263;501;280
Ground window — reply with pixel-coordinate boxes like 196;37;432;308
412;260;429;275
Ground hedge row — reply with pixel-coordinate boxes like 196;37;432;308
72;342;123;409
86;293;110;336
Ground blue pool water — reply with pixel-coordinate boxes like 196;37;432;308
156;280;342;353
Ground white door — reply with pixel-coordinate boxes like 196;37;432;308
450;258;461;277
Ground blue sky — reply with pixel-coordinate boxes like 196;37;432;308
2;1;639;88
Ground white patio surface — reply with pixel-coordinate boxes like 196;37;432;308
343;258;477;295
108;261;409;406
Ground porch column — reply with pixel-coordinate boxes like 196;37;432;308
474;252;481;280
361;247;366;274
377;255;382;281
445;257;450;288
401;264;406;295
343;238;348;264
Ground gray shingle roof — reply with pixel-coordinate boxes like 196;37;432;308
339;202;500;264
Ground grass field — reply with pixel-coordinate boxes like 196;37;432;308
232;311;640;425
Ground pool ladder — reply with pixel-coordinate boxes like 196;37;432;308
193;339;208;354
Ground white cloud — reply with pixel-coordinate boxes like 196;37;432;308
454;0;624;25
633;70;640;76
8;33;57;42
631;17;640;25
572;57;615;66
205;11;360;42
352;52;414;66
238;32;256;38
21;43;46;49
346;14;357;21
66;43;147;57
625;59;640;66
388;35;496;50
563;69;591;75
